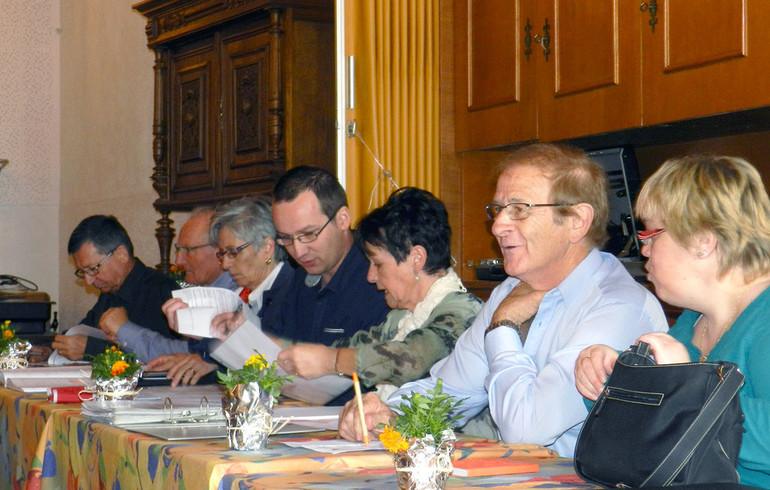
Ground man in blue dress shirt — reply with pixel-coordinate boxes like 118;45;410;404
338;144;669;457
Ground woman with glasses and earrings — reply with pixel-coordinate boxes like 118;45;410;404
150;196;296;386
276;187;483;400
575;155;770;487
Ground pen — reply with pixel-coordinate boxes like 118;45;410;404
352;372;369;446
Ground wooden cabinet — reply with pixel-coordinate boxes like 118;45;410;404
536;0;641;142
642;0;770;125
455;0;770;151
454;0;537;150
134;0;335;268
455;0;639;150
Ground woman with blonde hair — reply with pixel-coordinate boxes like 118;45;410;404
575;154;770;487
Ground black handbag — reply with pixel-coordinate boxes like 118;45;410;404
574;341;745;487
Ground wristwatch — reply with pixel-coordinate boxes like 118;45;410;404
485;319;521;337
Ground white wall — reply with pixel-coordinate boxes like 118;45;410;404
59;0;164;328
0;1;61;315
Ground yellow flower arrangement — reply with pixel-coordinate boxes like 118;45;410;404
217;351;294;399
0;320;18;354
90;346;143;380
379;380;463;453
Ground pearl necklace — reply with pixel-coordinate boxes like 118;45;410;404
697;287;747;362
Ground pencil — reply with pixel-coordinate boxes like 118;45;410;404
352;372;369;446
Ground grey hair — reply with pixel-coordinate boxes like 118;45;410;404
209;196;287;262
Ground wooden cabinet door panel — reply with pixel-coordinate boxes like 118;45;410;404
643;0;770;125
454;0;537;150
219;26;275;191
169;41;217;197
538;0;641;141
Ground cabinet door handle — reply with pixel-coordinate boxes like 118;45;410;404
640;0;658;33
533;18;551;62
524;18;532;61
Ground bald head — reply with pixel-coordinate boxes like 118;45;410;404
175;211;223;285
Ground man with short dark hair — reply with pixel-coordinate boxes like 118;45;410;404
262;166;389;345
50;215;179;361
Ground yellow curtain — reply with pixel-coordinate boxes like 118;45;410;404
344;0;440;223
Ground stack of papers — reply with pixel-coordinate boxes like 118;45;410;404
0;365;92;394
171;287;241;337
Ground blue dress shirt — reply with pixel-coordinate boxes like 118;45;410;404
387;249;669;457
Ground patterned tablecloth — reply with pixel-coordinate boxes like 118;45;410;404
0;387;593;490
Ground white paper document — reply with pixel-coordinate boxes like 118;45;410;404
280;439;386;454
209;317;352;405
171;287;242;338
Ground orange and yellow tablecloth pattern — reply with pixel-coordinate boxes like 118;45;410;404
1;387;593;489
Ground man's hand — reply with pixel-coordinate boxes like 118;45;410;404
28;345;52;363
51;334;88;361
338;392;396;442
574;344;619;401
146;353;216;387
99;307;128;343
161;298;189;333
277;344;336;379
491;281;547;325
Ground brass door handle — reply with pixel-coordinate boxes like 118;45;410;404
533;18;551;62
640;0;658;33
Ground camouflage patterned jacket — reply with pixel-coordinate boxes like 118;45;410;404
333;291;483;388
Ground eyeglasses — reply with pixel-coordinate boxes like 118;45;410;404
216;242;252;261
174;243;211;255
74;248;116;278
485;202;566;221
637;228;666;246
275;212;336;247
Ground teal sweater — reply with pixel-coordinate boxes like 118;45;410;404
668;286;770;488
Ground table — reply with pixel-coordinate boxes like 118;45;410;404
0;387;593;489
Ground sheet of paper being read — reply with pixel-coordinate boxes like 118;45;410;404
171;287;242;338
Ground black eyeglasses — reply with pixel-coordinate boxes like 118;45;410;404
275;212;336;247
74;248;116;278
216;242;252;261
174;243;211;254
485;202;566;221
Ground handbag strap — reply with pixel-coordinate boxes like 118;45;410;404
642;363;744;486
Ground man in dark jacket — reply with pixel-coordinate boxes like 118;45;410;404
51;215;178;361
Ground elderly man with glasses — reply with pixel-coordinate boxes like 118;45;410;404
96;208;239;364
263;166;390;346
48;215;179;362
338;143;669;457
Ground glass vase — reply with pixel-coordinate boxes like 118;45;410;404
221;382;274;451
394;430;456;490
